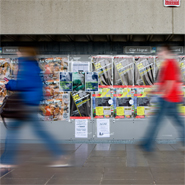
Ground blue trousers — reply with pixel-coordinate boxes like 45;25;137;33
143;98;185;151
0;111;63;164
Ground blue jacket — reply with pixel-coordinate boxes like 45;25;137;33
5;57;43;106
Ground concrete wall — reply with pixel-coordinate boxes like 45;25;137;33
0;0;185;35
0;119;181;143
173;1;185;34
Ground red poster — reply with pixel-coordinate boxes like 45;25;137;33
164;0;180;6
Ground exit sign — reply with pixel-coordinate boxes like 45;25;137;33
164;0;180;6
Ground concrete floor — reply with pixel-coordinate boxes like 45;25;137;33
0;143;184;185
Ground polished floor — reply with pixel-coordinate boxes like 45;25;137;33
0;143;184;185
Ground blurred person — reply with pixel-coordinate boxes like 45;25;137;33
140;45;185;152
0;47;68;168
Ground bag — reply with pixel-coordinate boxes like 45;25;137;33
0;93;29;129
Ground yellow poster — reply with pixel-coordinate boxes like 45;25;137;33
137;107;145;116
96;107;104;116
116;107;124;116
178;105;185;114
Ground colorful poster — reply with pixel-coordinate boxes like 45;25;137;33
43;79;60;98
132;87;152;118
85;72;98;92
39;57;68;83
72;72;85;91
10;58;19;79
39;57;69;99
39;93;69;121
113;56;134;86
178;86;185;116
59;72;72;91
39;57;68;74
75;119;88;138
0;58;11;81
0;58;10;107
92;56;113;86
113;88;134;118
72;62;89;72
70;91;91;119
134;57;155;85
0;85;7;107
92;88;114;118
97;119;110;138
179;56;185;84
155;57;162;82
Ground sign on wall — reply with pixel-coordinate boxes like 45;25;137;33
124;46;156;54
3;47;19;54
164;0;180;7
97;119;110;138
75;119;88;138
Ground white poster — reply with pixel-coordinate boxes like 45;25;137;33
97;119;110;138
75;119;88;138
72;62;89;72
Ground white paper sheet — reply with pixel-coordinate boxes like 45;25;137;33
75;119;88;138
97;119;110;138
72;62;89;72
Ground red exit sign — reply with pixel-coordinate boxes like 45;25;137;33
164;0;180;6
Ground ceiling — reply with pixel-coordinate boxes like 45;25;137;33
0;34;184;42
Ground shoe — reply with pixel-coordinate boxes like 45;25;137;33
47;163;70;168
138;143;153;152
47;158;71;168
0;163;17;169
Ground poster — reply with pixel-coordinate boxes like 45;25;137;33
97;119;110;138
0;58;10;107
133;87;151;118
39;57;69;98
10;58;19;79
39;93;69;121
75;119;88;138
0;83;7;107
72;72;85;91
0;58;11;81
92;56;113;86
85;72;98;91
92;88;114;118
59;72;72;91
113;88;134;118
43;79;60;98
113;56;134;86
178;86;185;116
155;57;162;82
72;62;89;72
39;57;68;83
70;91;91;118
179;56;185;84
39;57;68;74
134;56;155;85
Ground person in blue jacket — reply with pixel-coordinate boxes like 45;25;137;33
0;47;68;168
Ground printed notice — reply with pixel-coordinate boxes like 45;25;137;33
75;119;88;138
59;72;72;91
72;62;89;72
97;119;110;138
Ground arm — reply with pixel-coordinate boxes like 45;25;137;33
161;80;175;97
5;80;18;91
5;59;41;91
